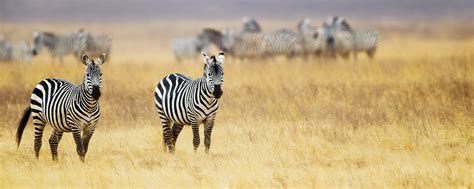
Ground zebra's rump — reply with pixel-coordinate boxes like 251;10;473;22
155;73;193;125
352;29;379;51
30;78;74;130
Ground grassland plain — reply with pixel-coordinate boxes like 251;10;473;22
0;21;473;188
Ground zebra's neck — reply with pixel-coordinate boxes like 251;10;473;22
198;77;217;105
78;82;98;113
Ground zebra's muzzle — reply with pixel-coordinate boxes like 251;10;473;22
213;84;223;99
91;85;101;100
32;49;38;56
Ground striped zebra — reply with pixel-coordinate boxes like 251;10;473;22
297;18;325;57
241;17;262;33
351;28;379;59
16;54;106;162
154;52;225;153
327;16;353;33
17;41;33;62
83;32;112;59
32;31;87;63
263;29;303;58
0;33;13;61
171;35;210;61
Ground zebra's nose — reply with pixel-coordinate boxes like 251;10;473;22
91;85;101;100
326;36;334;45
32;49;38;56
213;84;223;99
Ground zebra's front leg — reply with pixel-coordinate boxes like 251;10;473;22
204;118;216;153
49;130;63;161
191;121;200;152
72;129;84;162
81;127;96;159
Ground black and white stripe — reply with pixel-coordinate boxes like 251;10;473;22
263;29;303;58
155;52;225;153
83;31;112;59
297;18;324;57
32;31;87;63
16;54;106;162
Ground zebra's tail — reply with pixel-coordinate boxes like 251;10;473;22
16;106;31;148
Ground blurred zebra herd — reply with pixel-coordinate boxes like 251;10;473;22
0;29;111;63
0;16;378;63
172;16;379;61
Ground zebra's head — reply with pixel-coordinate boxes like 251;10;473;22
202;52;225;99
32;31;41;56
81;53;106;101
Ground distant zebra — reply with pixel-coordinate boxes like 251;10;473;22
241;17;262;33
351;28;379;59
327;16;353;33
171;35;210;61
297;18;325;57
201;28;266;59
16;54;107;162
17;41;33;62
32;31;87;63
0;34;13;61
154;52;225;153
83;32;112;59
263;29;303;58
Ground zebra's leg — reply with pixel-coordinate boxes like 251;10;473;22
353;51;358;61
161;119;175;153
191;121;200;152
81;127;96;159
204;118;216;153
48;130;63;161
172;123;184;146
72;128;84;162
367;48;376;59
32;117;46;159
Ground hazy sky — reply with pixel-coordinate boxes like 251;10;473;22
1;0;473;22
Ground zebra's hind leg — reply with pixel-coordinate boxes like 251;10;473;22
161;119;175;153
172;123;184;146
204;117;216;153
49;130;63;161
32;116;46;159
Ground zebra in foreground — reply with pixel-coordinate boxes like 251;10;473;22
32;31;87;63
16;54;106;162
171;35;210;61
155;52;225;153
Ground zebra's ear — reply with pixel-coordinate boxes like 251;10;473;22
217;51;225;65
81;54;90;65
98;53;107;65
202;52;210;64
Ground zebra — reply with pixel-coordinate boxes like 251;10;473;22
297;18;325;58
32;31;87;63
263;29;304;58
241;17;262;33
0;33;13;61
154;52;225;153
327;16;353;33
16;53;106;162
351;28;379;59
170;35;210;61
17;41;34;62
82;32;112;59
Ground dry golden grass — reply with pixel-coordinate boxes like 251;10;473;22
0;21;473;188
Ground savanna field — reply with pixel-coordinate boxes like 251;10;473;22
0;20;473;188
